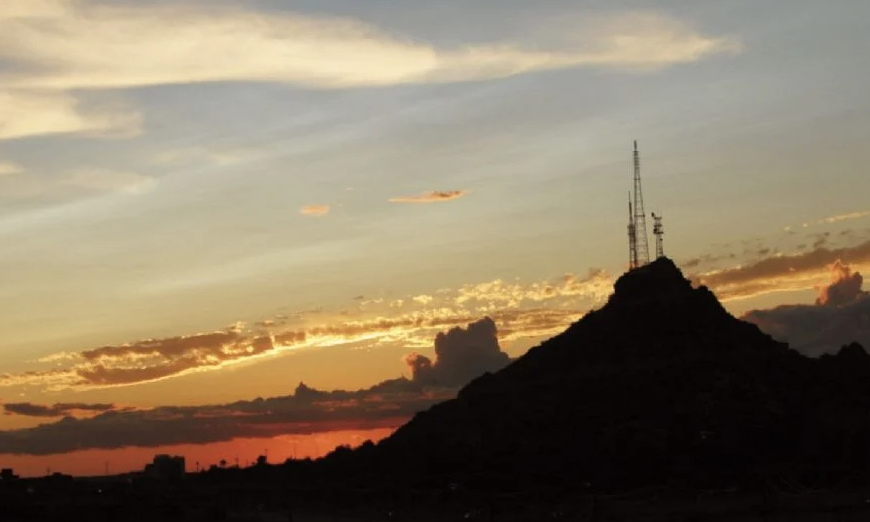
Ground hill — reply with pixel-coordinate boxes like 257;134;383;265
321;257;870;492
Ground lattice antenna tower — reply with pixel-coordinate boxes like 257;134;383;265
652;212;664;259
632;140;650;266
627;193;637;269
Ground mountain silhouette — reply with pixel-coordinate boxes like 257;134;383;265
320;257;870;492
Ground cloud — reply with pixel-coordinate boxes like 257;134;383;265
691;240;870;302
389;190;467;204
0;89;142;140
741;261;870;356
816;260;866;306
791;211;870;229
454;269;614;310
299;205;330;217
404;317;510;387
63;169;156;194
0;3;740;89
820;211;870;225
2;402;117;418
0;1;739;140
0;269;612;391
0;162;23;176
0;317;519;455
0;379;453;455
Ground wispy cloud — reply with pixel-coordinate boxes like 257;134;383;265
63;169;156;194
0;162;23;176
0;89;142;140
0;0;740;140
0;380;444;455
0;268;613;391
819;210;870;225
299;204;330;217
787;210;870;230
691;240;870;302
2;402;119;418
0;318;517;455
454;269;612;309
389;190;467;204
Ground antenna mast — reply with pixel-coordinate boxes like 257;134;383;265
652;212;664;259
627;194;637;269
632;140;650;266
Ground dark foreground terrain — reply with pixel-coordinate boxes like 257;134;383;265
5;258;870;520
5;469;870;521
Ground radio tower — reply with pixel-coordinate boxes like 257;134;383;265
631;140;650;267
627;194;636;269
652;212;664;259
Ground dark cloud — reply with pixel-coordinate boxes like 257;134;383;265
742;261;870;356
692;240;870;301
812;232;831;250
404;317;510;387
2;402;117;418
0;319;519;455
0;378;454;455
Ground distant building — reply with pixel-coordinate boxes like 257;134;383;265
144;454;185;480
1;468;19;481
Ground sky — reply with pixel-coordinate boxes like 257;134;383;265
1;0;870;477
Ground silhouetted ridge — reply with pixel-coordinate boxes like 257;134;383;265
611;256;692;302
320;257;870;492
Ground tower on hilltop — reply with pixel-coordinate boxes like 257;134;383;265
629;141;650;269
627;194;636;269
652;212;664;259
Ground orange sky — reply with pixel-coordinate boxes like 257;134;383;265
1;427;397;478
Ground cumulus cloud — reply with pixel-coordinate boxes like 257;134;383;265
0;0;739;140
691;240;870;301
2;402;117;418
741;261;870;356
299;205;330;216
389;190;467;204
404;317;510;387
816;260;866;306
0;269;611;391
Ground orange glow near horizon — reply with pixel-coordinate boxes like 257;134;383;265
0;427;398;478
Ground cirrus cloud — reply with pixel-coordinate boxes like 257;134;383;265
0;0;741;140
0;267;613;391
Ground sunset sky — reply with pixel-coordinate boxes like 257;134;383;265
1;0;869;477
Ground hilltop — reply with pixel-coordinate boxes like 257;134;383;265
321;257;870;492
